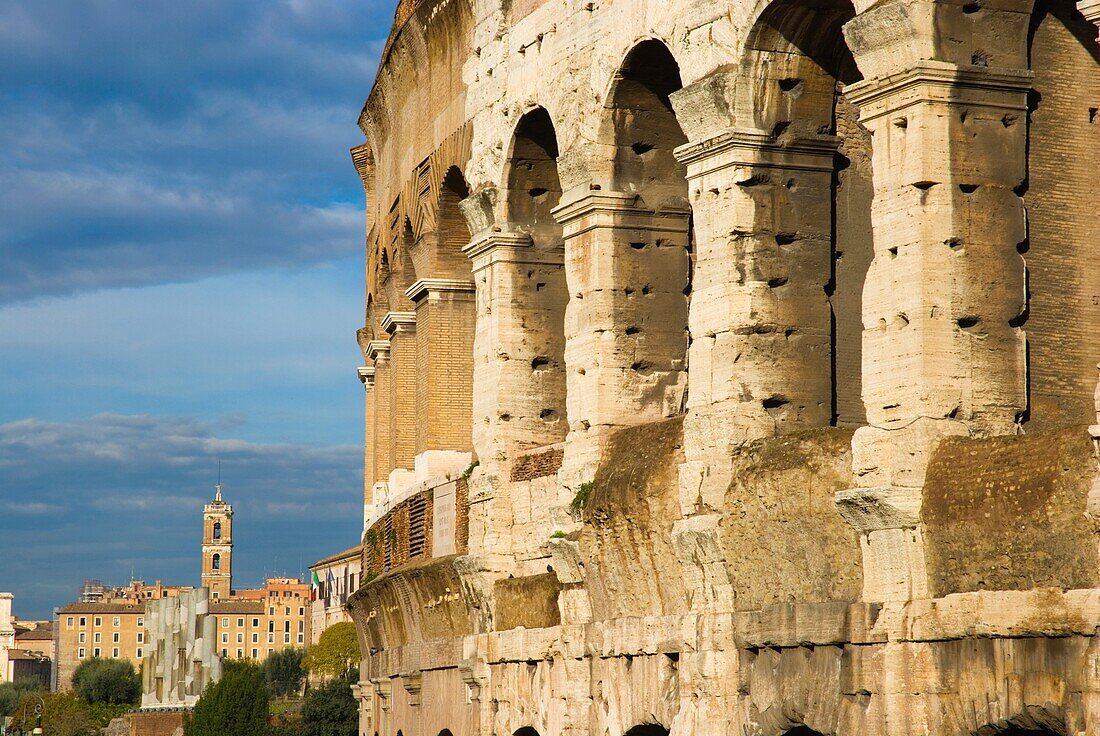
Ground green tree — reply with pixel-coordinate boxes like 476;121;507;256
299;677;357;736
12;692;94;736
303;622;360;680
0;680;44;718
262;647;306;697
186;660;269;736
71;657;141;705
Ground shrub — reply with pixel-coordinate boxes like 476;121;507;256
304;622;360;680
71;657;140;705
299;676;357;736
185;660;269;736
262;647;306;697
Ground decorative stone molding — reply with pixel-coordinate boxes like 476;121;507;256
836;487;929;602
1079;0;1100;42
674;127;839;176
366;340;391;363
835;487;922;533
463;230;563;272
402;670;423;707
551;188;690;231
381;311;416;335
357;366;375;386
404;277;476;304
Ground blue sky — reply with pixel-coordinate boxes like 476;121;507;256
0;0;397;618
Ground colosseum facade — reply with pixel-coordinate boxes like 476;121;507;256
346;0;1100;733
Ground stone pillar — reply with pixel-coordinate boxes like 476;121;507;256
382;311;418;483
358;366;376;537
464;230;568;468
552;189;690;482
839;1;1033;600
673;128;839;513
368;341;392;496
405;278;476;478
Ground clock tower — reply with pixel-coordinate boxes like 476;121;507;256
201;481;233;599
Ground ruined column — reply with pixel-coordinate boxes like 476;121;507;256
552;189;690;481
464;230;568;468
838;0;1033;601
382;312;417;491
367;340;392;508
359;365;376;535
406;278;476;478
672;126;839;513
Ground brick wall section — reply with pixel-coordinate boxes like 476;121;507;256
510;445;565;482
127;710;185;736
1022;3;1100;428
362;476;469;581
373;356;393;482
416;291;476;454
390;328;418;469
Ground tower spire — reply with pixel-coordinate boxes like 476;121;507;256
215;460;222;502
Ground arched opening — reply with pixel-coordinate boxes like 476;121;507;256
783;728;826;736
623;725;669;736
211;553;221;571
498;107;569;447
439;730;455;736
1021;0;1100;430
212;522;221;540
576;39;690;425
514;728;540;736
736;0;871;428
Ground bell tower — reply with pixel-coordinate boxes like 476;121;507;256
201;480;233;600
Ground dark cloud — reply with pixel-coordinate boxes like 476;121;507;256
0;414;363;618
0;0;395;304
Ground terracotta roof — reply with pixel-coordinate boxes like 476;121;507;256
209;600;264;614
15;624;52;640
9;650;49;661
57;602;144;614
310;544;363;569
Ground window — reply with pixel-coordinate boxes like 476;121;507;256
297;634;304;644
252;648;258;659
137;617;144;627
267;647;273;655
222;633;228;643
66;616;74;629
79;617;86;627
269;607;274;616
222;648;227;657
212;592;219;599
268;621;274;633
136;648;143;659
112;616;120;627
284;633;291;644
78;648;85;658
212;553;221;570
94;632;101;643
222;617;229;628
252;618;259;627
252;633;258;643
112;647;119;658
112;632;120;643
284;607;290;616
94;617;101;627
79;632;86;644
298;621;304;633
268;633;274;643
137;632;144;643
93;647;101;657
213;521;221;540
284;621;290;633
237;633;243;643
236;648;243;658
298;607;304;616
237;617;244;627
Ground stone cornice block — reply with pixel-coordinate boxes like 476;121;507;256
835;486;922;532
844;60;1033;121
403;278;476;303
381;311;416;334
366;340;391;361
358;366;375;386
463;230;564;271
551;188;691;233
674;127;840;177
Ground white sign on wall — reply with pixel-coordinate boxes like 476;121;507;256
433;481;457;557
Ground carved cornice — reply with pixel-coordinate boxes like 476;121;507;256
1078;0;1100;42
462;230;564;272
674;128;840;179
381;311;417;335
367;340;391;362
404;278;476;304
551;188;691;235
358;366;375;387
844;60;1033;121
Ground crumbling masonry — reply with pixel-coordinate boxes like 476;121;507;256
347;0;1100;733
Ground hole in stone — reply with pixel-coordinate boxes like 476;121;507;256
971;51;989;67
785;178;796;189
775;232;798;246
1001;114;1017;128
771;121;791;139
631;142;655;155
767;276;788;288
959;184;979;193
625;325;640;335
892;116;908;129
528;187;549;197
883;403;900;410
630;241;647;250
624;287;635;296
1008;308;1028;328
1016;239;1030;254
948;405;960;418
833;152;851;172
531;356;551;370
778;78;803;93
536;282;546;291
575;292;583;299
499;413;512;421
762;396;789;416
962;0;981;11
960;109;969;123
631;361;654;375
945;238;963;251
664;651;680;663
736;173;770;188
912;181;937;190
784;327;797;338
540;409;557;420
1090;108;1098;124
956;316;980;330
897;313;910;326
1014;178;1029;197
887;246;898;258
577;368;586;375
641;284;651;295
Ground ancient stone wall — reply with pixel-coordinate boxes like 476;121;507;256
347;0;1100;733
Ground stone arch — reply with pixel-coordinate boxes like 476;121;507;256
1018;0;1100;429
782;728;826;736
513;728;540;736
212;522;221;540
623;725;669;736
729;0;873;428
211;553;221;570
507;106;564;248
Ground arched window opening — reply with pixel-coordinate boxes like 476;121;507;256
1020;0;1100;429
514;728;540;736
738;0;871;429
501;107;569;447
212;522;221;540
783;728;826;736
211;553;221;571
623;725;669;736
439;730;455;736
436;166;473;277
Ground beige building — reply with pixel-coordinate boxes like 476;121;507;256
210;578;310;660
56;601;147;691
308;545;362;644
201;482;234;601
345;0;1100;734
